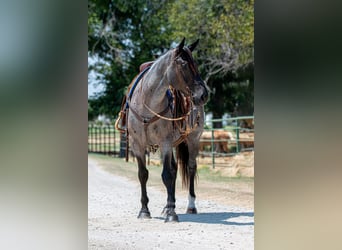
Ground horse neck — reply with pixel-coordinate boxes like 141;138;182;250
142;52;173;110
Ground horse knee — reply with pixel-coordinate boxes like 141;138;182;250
161;169;174;185
138;168;148;183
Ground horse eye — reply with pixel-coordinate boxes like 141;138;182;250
176;58;185;64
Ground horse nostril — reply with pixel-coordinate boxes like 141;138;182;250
201;91;208;101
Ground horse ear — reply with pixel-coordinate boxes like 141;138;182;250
188;39;199;52
176;37;186;53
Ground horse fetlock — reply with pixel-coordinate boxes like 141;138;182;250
162;207;179;222
137;209;151;219
164;213;179;223
186;207;197;214
188;195;196;208
161;206;175;216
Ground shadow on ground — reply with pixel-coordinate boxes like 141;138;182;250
154;211;254;225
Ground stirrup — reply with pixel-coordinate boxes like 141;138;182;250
114;111;126;133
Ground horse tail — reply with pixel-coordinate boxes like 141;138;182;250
176;141;190;188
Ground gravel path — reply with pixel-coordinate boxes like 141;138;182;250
88;158;254;250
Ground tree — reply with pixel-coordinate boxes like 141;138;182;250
166;0;254;126
88;0;173;120
88;0;254;123
167;0;254;78
88;102;95;121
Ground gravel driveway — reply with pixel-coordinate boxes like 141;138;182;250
88;158;254;250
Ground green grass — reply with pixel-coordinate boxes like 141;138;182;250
89;153;254;208
89;153;253;184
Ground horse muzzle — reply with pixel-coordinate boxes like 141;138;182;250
192;84;209;106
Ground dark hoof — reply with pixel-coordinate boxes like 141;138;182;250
186;207;197;214
137;210;151;219
165;213;179;223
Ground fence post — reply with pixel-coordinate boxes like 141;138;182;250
104;126;107;154
113;125;116;154
211;129;215;169
236;126;240;153
88;124;91;152
119;133;126;158
95;125;98;152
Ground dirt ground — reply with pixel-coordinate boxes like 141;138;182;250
149;151;254;178
88;154;254;249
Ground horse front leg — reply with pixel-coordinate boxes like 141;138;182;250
161;152;179;222
136;155;151;219
186;155;198;214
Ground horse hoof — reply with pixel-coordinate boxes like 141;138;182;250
137;211;151;219
186;207;197;214
165;213;179;223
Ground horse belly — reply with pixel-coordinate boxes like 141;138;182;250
147;122;176;147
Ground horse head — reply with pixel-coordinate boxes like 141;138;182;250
168;38;209;106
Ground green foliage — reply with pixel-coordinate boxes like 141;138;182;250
88;0;173;120
166;0;254;125
167;0;254;76
88;0;254;121
88;102;95;121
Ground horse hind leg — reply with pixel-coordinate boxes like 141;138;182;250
136;155;151;219
161;152;179;222
186;145;198;214
177;141;198;214
186;160;198;214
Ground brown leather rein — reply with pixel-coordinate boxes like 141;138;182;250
126;87;199;147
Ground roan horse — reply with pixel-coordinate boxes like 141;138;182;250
116;38;209;222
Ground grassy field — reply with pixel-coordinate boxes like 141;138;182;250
89;153;254;209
